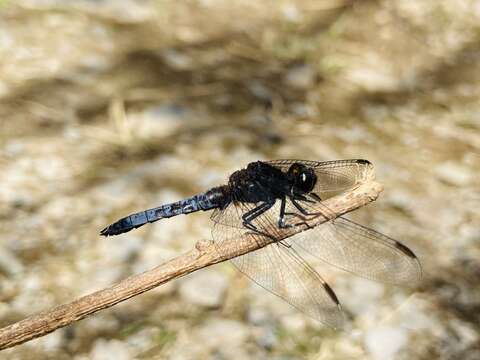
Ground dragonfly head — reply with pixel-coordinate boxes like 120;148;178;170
287;163;317;194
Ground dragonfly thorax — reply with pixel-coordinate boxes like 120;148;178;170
228;161;293;203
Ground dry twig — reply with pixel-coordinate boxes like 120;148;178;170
0;175;383;350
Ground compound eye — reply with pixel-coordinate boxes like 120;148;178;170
287;163;317;193
298;169;316;193
288;163;301;176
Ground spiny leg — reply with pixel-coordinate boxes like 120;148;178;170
292;193;315;203
277;196;315;230
278;196;289;228
242;202;269;223
292;192;323;207
279;198;313;230
290;194;330;220
306;192;335;219
283;214;314;230
309;192;322;202
290;196;314;215
242;201;275;233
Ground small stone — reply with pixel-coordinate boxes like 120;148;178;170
435;162;473;186
347;66;398;92
284;64;316;89
86;267;124;290
254;325;277;349
81;315;120;335
0;302;11;318
169;320;249;360
289;102;316;118
90;339;131;360
196;318;249;348
450;319;479;348
3;140;24;156
179;270;228;308
282;4;302;22
79;55;110;72
133;246;179;276
249;81;271;101
386;189;414;213
247;307;270;325
364;326;408;360
132;103;187;138
125;327;159;353
161;49;193;70
143;103;187;123
98;235;143;264
0;245;24;276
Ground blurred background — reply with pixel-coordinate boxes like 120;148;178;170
0;0;479;359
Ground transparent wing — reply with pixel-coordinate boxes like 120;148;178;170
266;159;373;200
208;158;403;327
211;199;343;328
211;195;320;248
286;216;422;285
211;201;276;255
211;159;372;233
231;242;344;328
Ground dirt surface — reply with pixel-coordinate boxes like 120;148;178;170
0;1;479;359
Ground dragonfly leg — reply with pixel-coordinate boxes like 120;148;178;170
278;198;312;230
309;192;322;202
285;216;314;230
290;196;314;215
278;196;290;228
241;201;278;242
292;193;316;203
278;198;315;230
242;201;275;231
290;195;330;221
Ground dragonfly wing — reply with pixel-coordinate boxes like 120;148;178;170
211;194;322;248
267;159;373;200
287;216;422;285
211;201;343;328
231;242;344;328
211;159;371;237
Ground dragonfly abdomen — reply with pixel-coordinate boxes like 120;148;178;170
100;187;227;236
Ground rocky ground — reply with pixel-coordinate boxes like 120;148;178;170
0;1;479;359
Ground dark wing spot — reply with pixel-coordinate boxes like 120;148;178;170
356;159;371;165
394;241;417;259
323;283;340;305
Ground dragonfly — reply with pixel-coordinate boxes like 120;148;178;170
100;159;421;328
